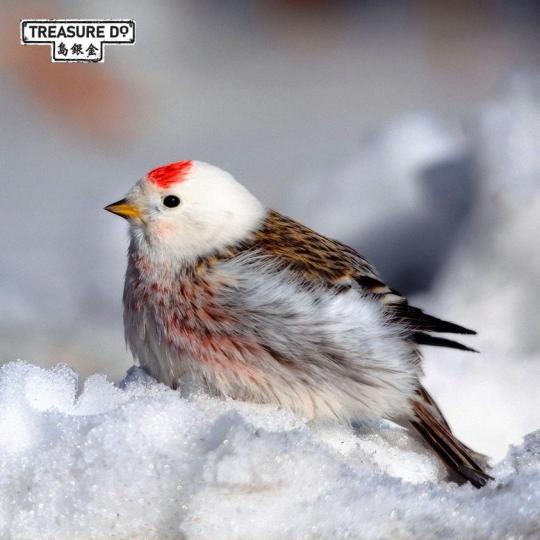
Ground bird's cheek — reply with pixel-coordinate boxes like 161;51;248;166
147;220;176;241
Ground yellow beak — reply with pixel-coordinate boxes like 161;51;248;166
104;198;142;220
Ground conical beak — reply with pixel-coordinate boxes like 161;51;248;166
104;198;142;220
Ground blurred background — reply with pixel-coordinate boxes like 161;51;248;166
1;0;540;461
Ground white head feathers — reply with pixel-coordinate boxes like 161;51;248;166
121;160;265;264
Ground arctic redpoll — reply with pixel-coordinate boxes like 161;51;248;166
106;160;491;487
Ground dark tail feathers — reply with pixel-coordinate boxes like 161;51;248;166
410;391;492;488
412;332;479;353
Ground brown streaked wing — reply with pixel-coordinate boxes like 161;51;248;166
250;210;380;285
239;210;477;347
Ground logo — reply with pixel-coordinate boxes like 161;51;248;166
20;19;135;63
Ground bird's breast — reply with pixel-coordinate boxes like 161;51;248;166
122;253;420;423
123;261;264;389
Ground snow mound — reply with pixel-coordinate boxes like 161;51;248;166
418;77;540;461
0;361;539;540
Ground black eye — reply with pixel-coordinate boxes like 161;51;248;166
163;195;180;208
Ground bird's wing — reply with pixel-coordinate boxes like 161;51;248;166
214;211;488;487
244;210;476;350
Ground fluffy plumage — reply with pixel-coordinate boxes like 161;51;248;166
108;160;491;488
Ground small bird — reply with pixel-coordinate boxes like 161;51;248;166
106;160;491;488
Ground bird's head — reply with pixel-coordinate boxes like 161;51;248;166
105;160;265;262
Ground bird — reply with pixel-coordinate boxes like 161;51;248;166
105;159;491;488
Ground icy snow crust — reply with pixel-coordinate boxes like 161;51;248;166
0;362;539;540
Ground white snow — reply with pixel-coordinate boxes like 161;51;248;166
0;360;539;540
3;81;540;538
286;114;466;242
420;75;540;461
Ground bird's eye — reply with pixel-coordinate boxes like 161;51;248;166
163;195;180;208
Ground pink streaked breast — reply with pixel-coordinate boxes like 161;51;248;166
147;160;193;188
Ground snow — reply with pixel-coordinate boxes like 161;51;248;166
2;14;540;534
287;114;467;242
1;361;539;540
420;75;540;461
2;84;540;533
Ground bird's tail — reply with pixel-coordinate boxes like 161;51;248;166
409;386;492;488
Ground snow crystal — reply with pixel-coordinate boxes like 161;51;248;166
1;361;539;540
